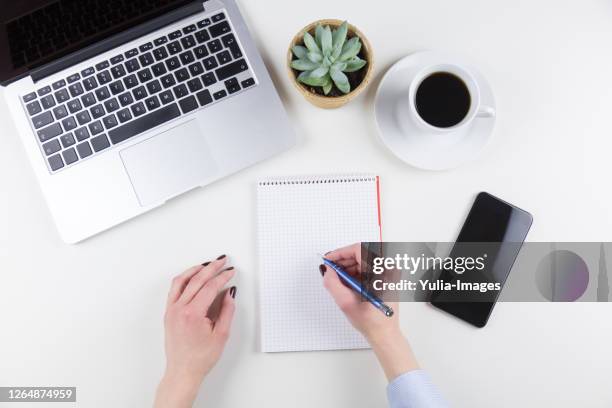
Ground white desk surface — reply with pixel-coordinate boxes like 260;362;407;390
1;0;612;407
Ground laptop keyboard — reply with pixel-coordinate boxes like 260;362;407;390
21;12;257;173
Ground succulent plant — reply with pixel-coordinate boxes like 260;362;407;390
291;21;367;95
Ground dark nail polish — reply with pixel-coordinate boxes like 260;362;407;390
223;266;234;271
229;286;237;298
319;264;326;276
201;261;211;266
216;254;226;260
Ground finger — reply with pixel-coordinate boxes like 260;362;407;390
167;264;204;305
190;267;236;313
325;243;361;263
213;287;236;342
334;258;359;270
322;264;358;310
178;256;227;304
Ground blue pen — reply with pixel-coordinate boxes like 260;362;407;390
321;257;394;317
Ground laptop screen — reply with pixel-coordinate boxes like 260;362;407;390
0;0;195;85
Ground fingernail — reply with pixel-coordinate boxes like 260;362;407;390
223;266;234;271
319;264;326;276
229;286;237;298
324;251;331;255
201;261;211;266
216;254;226;260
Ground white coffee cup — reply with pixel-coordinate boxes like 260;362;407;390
406;63;495;133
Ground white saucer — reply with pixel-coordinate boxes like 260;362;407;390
374;51;496;170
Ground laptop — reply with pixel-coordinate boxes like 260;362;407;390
0;0;296;243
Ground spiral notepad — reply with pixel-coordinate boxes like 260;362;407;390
257;174;382;352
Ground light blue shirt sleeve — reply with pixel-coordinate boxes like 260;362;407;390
387;369;449;408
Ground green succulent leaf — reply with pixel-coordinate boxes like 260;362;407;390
331;61;347;72
292;45;308;60
315;24;325;49
322;80;333;95
344;56;367;72
310;65;329;78
297;70;329;87
307;51;322;63
340;36;362;61
321;26;333;55
330;67;350;94
303;32;320;54
332;21;348;51
291;58;318;71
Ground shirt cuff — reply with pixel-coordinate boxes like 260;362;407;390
387;369;449;408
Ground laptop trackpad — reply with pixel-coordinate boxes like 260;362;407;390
120;120;218;207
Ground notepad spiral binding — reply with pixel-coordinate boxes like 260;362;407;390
258;175;376;186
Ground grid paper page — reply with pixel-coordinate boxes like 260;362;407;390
258;174;381;352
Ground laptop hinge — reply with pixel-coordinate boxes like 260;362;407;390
30;1;204;84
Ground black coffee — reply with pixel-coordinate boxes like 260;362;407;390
415;72;471;128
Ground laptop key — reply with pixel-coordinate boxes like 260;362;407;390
68;83;83;97
123;74;138;89
159;90;175;105
75;127;90;141
117;108;132;123
109;80;125;95
145;95;160;111
62;117;77;131
32;110;53;129
139;42;153;52
118;92;134;107
188;61;204;76
146;79;162;94
125;48;138;58
161;74;176;88
152;62;167;77
81;67;95;77
133;86;147;100
104;98;119;113
139;52;154;67
131;102;146;117
23;92;37;103
225;78;240;94
60;133;75;147
88;120;104;135
137;68;153;83
43;139;61;156
213;90;227;100
183;24;197;34
203;56;218;70
76;141;92;158
55;89;70;103
95;86;111;100
95;61;110;71
240;78;255;88
67;73;81;83
53;105;69;120
48;154;64;171
26;100;42;116
81;92;96;107
67;99;82;113
62;148;78;165
228;43;242;59
52;79;67;90
175;68;189;83
153;47;168;61
110;54;124;65
187;77;202;93
207;39;222;53
102;114;118;129
180;35;196;49
178;95;198;114
76;110;92;125
97;70;112;84
90;104;105;119
125;58;140;73
111;65;126;79
91;134;110;152
166;56;180;71
201;72;216;86
41;94;56;109
83;76;98;91
193;45;209;59
167;41;182;55
209;21;231;38
195;29;210;44
168;30;182;40
211;12;225;22
173;84;188;99
154;36;168;46
215;59;248;81
217;50;232;65
196;89;213;106
197;18;211;28
109;103;180;144
38;123;62;142
179;50;195;65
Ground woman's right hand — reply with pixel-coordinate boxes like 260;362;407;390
321;243;419;380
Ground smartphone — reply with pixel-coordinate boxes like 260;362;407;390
430;192;533;327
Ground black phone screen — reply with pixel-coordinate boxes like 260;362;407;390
430;192;533;327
